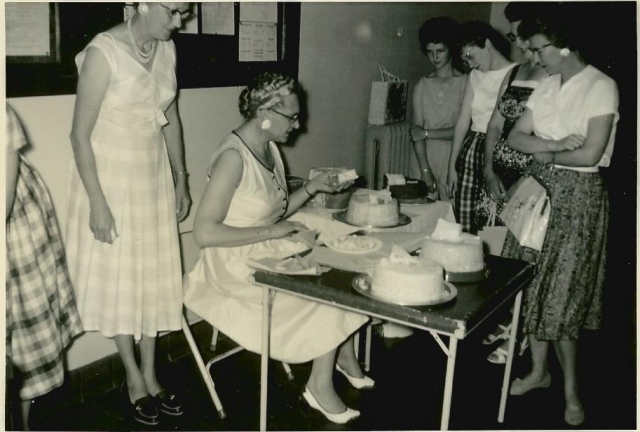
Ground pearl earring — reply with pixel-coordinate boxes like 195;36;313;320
138;3;149;14
560;48;570;57
261;119;271;130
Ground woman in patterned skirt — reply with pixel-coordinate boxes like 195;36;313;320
446;21;516;233
504;8;619;426
66;3;192;425
6;104;83;430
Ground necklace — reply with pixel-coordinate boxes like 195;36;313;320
127;18;156;64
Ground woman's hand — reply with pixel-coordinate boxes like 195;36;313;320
175;177;192;222
421;169;438;196
554;134;585;152
307;172;352;194
271;220;308;239
89;197;118;244
484;171;506;201
446;168;458;200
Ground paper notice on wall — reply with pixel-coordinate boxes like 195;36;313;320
239;22;277;62
6;3;51;56
202;2;235;35
240;2;277;23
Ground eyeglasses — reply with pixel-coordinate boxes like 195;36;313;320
529;43;554;56
157;3;191;20
506;32;517;43
269;108;299;123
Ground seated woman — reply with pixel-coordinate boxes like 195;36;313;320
183;72;371;424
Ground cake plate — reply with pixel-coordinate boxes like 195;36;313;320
332;211;412;229
351;274;457;307
444;266;490;283
397;196;436;205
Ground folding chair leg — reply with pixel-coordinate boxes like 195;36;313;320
282;363;294;381
364;323;372;372
211;327;219;351
182;316;227;419
354;332;360;359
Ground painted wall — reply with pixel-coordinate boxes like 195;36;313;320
7;2;490;370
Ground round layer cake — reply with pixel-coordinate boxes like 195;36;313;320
371;255;445;304
419;234;484;273
346;194;399;227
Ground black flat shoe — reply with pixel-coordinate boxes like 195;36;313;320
132;396;160;425
121;382;159;425
153;390;183;416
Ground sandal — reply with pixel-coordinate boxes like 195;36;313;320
487;337;529;364
482;323;510;345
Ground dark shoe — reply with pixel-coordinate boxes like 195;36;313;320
153;390;184;416
121;381;159;425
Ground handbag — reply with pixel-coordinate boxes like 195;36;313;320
478;201;509;256
499;176;550;251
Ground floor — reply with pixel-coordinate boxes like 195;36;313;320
19;304;636;431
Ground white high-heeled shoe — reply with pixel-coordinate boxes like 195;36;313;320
302;387;360;424
336;364;376;389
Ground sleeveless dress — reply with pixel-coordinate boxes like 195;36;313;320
414;75;468;202
183;134;368;363
475;66;535;227
6;105;83;400
65;33;183;340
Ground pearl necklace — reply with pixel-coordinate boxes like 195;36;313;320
127;18;156;64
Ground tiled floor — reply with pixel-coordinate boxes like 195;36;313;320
20;305;636;431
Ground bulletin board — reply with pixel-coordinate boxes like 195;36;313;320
6;2;301;98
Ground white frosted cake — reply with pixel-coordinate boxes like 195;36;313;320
371;246;446;304
346;190;399;227
309;167;359;209
419;219;484;273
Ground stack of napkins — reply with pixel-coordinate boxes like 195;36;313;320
247;255;329;275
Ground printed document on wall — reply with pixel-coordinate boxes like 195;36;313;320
6;3;51;56
240;3;277;23
239;22;277;62
202;2;235;35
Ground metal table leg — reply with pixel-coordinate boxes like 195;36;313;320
260;286;271;432
440;336;458;430
498;290;523;423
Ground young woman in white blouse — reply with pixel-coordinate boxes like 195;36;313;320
503;7;619;426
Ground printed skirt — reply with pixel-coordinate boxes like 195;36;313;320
501;162;608;340
6;156;83;399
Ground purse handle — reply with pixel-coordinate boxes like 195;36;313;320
487;201;497;227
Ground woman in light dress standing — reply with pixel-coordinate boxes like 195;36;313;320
66;3;192;426
411;16;468;202
183;72;372;424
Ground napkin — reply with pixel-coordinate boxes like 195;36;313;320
247;255;329;276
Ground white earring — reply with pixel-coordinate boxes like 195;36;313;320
138;3;149;14
261;119;271;130
560;48;570;57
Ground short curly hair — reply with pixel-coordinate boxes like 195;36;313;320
518;4;578;50
418;16;463;70
461;21;511;59
238;72;301;120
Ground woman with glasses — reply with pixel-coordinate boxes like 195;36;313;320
446;21;516;233
410;16;467;202
66;2;192;425
503;6;619;426
183;72;371;424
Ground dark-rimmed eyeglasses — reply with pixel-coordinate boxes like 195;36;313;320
157;3;191;20
506;32;517;43
269;108;300;123
529;43;553;56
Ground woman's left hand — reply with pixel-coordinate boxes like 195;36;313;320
307;172;353;194
175;179;192;222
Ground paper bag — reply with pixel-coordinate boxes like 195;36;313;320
500;176;550;251
368;81;408;125
478;202;508;255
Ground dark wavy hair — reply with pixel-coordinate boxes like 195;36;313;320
518;3;579;50
504;2;540;24
418;16;464;70
238;72;301;120
460;21;511;59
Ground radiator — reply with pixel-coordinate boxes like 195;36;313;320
364;122;419;190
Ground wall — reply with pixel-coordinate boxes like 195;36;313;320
7;2;490;370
